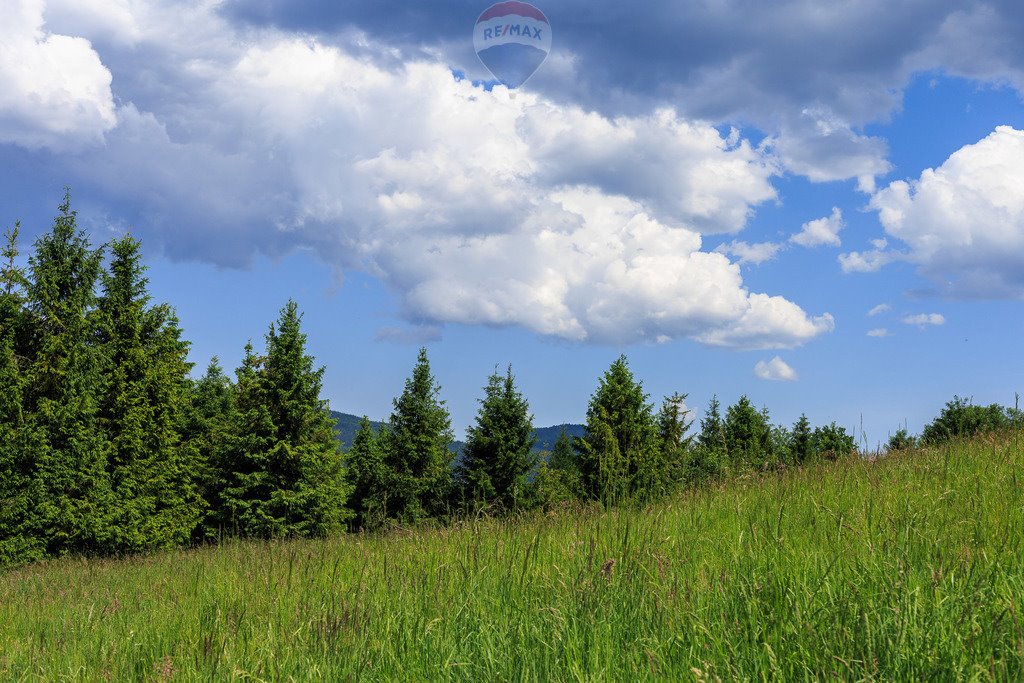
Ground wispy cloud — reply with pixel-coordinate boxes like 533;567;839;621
714;240;784;265
867;303;891;317
867;328;891;337
901;313;945;327
375;325;442;344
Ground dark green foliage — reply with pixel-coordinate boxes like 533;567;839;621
528;429;585;510
887;428;918;453
724;395;774;470
656;392;693;491
94;235;202;552
689;395;727;482
457;366;537;512
790;414;813;465
218;341;273;534
576;356;659;503
181;358;236;540
219;302;350;538
769;423;792;466
0;224;42;565
921;396;1013;446
724;397;778;473
812;422;857;460
345;417;389;530
19;193;113;557
381;348;455;524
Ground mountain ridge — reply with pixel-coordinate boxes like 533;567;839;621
330;410;585;453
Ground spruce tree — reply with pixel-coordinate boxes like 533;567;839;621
577;356;658;503
20;192;113;556
791;414;813;465
0;223;41;565
222;302;350;538
657;392;693;491
692;396;727;481
457;365;536;512
345;417;387;529
724;395;773;471
220;342;275;534
182;357;237;539
94;235;202;551
382;348;454;524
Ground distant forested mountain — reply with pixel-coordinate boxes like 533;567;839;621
531;423;588;450
330;411;584;453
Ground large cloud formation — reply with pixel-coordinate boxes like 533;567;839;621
0;0;116;149
222;0;1024;186
869;126;1024;298
0;0;836;348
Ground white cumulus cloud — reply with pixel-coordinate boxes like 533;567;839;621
867;327;891;338
754;356;798;382
870;126;1024;298
791;207;845;247
0;0;116;149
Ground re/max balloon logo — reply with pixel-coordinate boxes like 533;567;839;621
473;2;551;90
480;23;545;42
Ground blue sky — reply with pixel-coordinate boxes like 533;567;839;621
2;0;1023;446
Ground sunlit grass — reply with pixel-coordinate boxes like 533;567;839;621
2;432;1022;680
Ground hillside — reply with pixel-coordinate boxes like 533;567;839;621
3;432;1021;679
330;410;585;452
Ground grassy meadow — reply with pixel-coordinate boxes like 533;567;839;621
2;432;1023;681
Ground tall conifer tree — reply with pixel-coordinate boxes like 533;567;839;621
182;357;236;539
94;235;201;551
222;301;349;537
791;414;813;465
382;348;454;523
724;396;773;470
0;223;41;564
345;417;387;529
458;365;536;511
656;392;693;491
219;342;274;533
21;192;112;556
577;356;658;503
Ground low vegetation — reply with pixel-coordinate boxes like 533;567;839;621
1;430;1022;679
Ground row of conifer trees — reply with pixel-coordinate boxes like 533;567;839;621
0;194;857;566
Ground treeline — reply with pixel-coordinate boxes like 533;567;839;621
886;396;1021;452
0;195;1016;567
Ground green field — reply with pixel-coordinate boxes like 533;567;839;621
2;432;1022;681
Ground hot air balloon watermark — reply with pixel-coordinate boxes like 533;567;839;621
473;2;551;92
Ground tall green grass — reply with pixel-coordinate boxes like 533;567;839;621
2;433;1022;680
